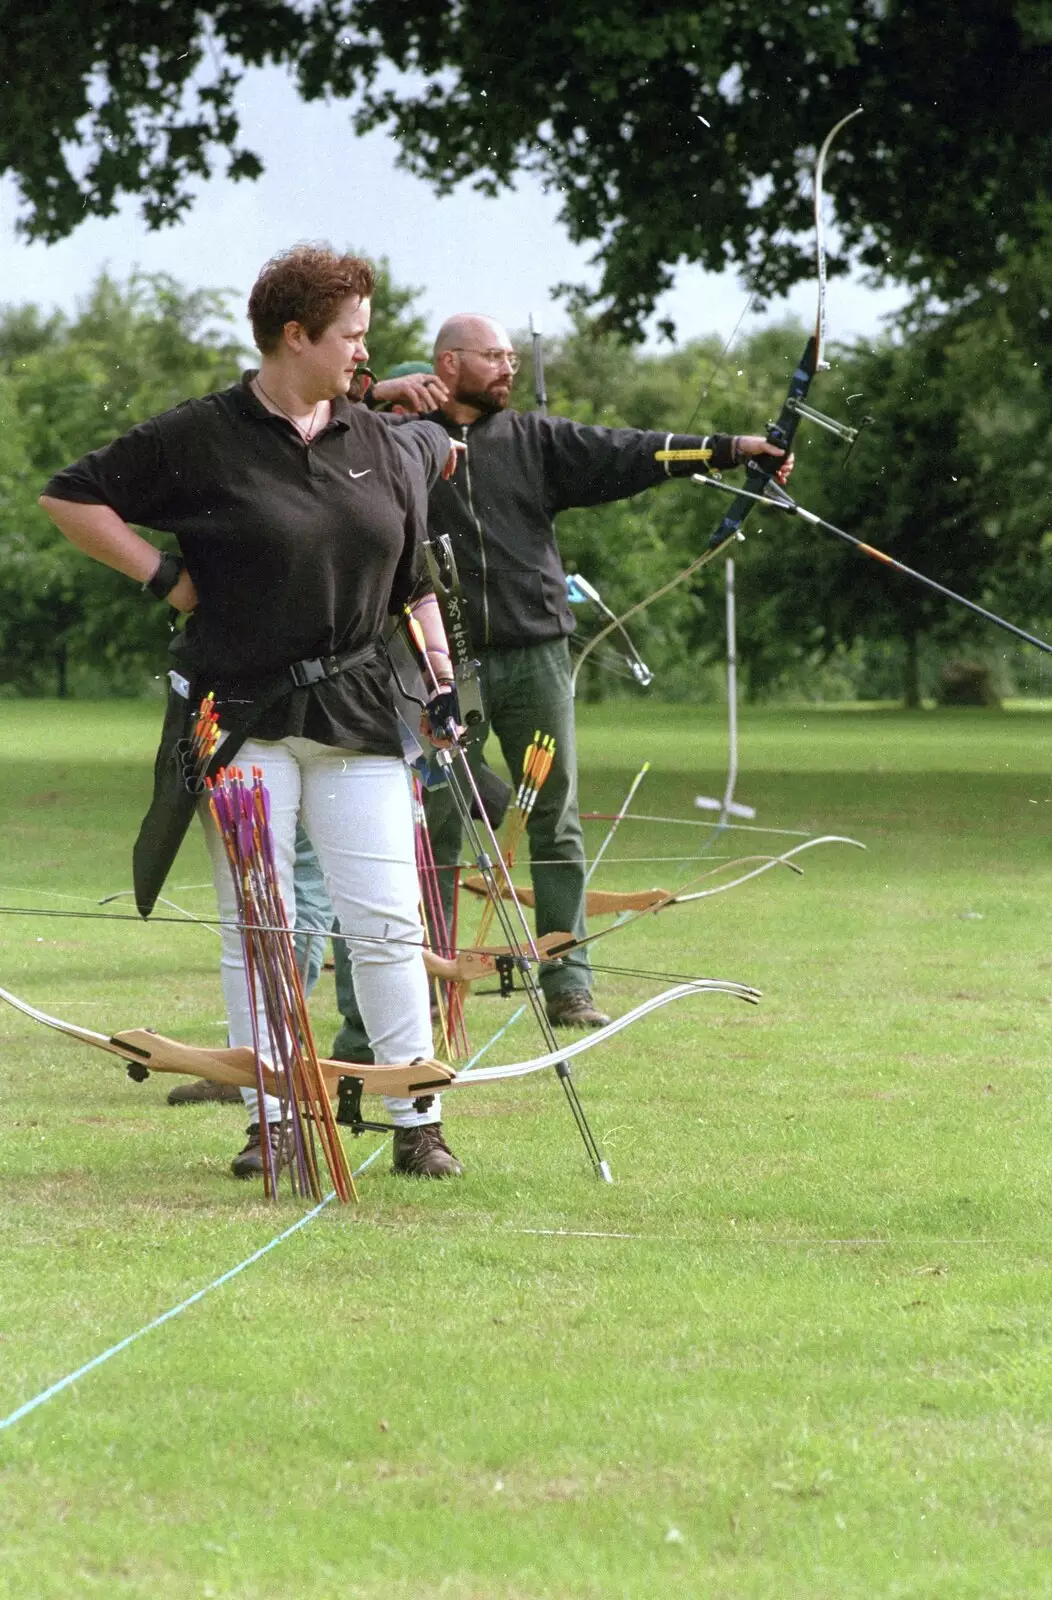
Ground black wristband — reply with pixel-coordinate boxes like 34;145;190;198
144;553;184;600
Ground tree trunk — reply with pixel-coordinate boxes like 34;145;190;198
902;628;921;708
56;641;68;699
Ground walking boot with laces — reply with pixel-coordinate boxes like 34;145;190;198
392;1123;463;1178
167;1077;242;1106
546;991;612;1029
230;1121;290;1179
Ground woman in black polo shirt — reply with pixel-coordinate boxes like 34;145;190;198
40;245;463;1180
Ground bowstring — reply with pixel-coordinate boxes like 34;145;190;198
0;894;748;995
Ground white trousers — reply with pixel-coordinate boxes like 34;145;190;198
200;736;438;1128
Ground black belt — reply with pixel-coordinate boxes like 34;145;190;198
286;640;380;689
210;640;382;701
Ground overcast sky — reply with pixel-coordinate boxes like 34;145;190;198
0;64;908;354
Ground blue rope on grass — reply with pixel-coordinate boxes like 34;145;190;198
0;1140;389;1434
458;1003;526;1073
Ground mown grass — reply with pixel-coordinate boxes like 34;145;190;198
1;697;1052;1598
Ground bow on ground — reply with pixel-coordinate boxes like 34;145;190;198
461;876;671;917
570;108;865;693
0;977;758;1101
463;833;863;936
538;835;865;963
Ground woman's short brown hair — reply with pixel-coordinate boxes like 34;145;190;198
248;245;375;353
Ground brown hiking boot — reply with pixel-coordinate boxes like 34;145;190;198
167;1077;243;1106
230;1122;290;1180
546;991;612;1029
392;1124;463;1178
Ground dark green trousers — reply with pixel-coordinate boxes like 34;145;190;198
331;637;592;1060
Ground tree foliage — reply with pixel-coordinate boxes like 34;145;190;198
3;260;1050;703
3;2;1052;338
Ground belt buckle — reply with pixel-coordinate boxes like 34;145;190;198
290;658;325;687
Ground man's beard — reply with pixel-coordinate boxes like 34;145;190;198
455;381;510;415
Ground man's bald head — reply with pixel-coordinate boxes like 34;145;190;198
433;314;511;362
433;314;518;419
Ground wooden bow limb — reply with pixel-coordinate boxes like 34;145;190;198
479;930;575;961
462;844;813;918
0;981;456;1100
540;836;866;961
462;876;671;915
450;979;762;1082
0;977;761;1105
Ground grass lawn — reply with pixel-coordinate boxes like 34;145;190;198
2;697;1052;1598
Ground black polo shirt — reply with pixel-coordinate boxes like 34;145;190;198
44;375;445;755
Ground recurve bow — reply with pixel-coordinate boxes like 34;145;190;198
0;976;761;1102
569;108;865;693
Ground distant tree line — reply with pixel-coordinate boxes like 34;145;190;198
2;264;1051;704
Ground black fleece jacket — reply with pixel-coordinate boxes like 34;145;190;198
423;407;734;649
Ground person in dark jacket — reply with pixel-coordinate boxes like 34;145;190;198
377;315;794;1030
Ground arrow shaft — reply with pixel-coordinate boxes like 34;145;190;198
693;473;1052;659
796;506;1052;657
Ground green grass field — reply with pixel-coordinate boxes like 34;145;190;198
2;698;1052;1599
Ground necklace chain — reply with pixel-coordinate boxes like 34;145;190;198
253;376;323;443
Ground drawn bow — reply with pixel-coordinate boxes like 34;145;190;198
570;108;865;692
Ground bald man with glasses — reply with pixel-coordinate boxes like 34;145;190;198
349;314;792;1031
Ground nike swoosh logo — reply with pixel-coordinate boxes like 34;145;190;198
348;468;372;479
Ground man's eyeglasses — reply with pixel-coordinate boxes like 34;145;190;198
450;347;521;373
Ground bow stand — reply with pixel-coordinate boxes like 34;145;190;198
403;584;614;1182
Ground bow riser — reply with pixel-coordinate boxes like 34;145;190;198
422;947;497;984
705;334;817;558
112;1030;455;1098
